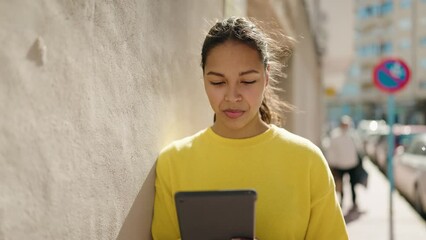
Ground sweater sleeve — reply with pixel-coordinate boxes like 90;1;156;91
305;147;349;240
151;154;180;240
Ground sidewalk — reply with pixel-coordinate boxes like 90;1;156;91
343;159;426;240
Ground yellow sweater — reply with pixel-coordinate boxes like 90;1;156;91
152;125;348;240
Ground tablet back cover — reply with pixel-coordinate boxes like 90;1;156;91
175;190;256;240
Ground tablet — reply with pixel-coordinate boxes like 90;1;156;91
174;189;257;240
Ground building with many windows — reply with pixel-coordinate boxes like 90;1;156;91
327;0;426;125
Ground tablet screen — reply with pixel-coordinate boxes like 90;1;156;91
174;189;257;240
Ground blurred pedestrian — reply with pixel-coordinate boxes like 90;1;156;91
151;17;348;239
326;115;363;211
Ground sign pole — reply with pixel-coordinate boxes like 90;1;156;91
373;58;410;240
386;94;395;240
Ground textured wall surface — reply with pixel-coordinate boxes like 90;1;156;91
0;1;222;239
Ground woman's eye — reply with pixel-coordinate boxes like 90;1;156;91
210;81;225;86
242;80;257;84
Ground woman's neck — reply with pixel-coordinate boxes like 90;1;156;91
211;118;270;139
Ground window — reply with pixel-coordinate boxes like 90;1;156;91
421;17;426;26
356;46;364;58
360;46;367;57
349;64;361;77
357;3;391;19
381;42;393;54
399;38;411;49
420;58;426;69
420;36;426;46
398;18;411;30
381;1;394;15
372;4;380;17
356;43;385;57
400;0;412;9
374;44;381;55
357;5;379;19
357;7;369;20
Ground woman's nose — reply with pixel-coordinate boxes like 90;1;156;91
224;86;242;102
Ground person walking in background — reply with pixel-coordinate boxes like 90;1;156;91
150;17;348;239
326;115;361;211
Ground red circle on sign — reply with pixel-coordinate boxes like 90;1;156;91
373;58;411;94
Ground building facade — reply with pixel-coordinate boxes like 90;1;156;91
328;0;426;125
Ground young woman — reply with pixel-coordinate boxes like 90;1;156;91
151;17;348;239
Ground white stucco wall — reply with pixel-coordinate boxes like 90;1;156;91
287;2;323;145
0;1;222;239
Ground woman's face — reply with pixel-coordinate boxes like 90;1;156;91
203;40;269;138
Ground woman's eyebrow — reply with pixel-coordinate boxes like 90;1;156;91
239;69;259;76
206;71;224;77
206;70;259;77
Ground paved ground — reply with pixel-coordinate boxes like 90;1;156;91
342;159;426;240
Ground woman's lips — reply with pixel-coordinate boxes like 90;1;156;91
223;109;244;119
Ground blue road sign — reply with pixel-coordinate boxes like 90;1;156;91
373;58;411;93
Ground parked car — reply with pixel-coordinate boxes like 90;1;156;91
394;133;426;216
375;125;426;172
364;133;384;163
357;120;388;161
357;119;387;144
